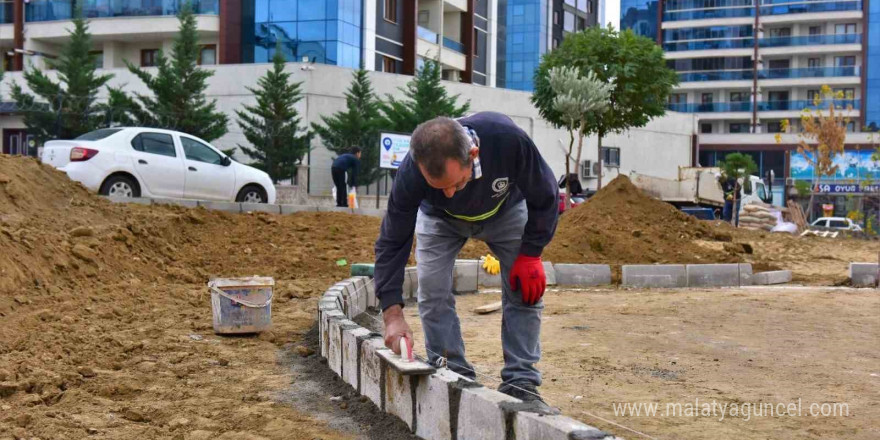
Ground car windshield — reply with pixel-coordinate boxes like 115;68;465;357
75;128;123;141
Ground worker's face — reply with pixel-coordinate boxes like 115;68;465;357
419;147;479;198
356;152;362;159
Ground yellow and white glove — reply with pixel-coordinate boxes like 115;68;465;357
481;254;500;275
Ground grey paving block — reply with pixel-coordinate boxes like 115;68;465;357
686;264;741;287
152;198;199;208
453;259;479;293
850;263;879;287
414;369;463;440
240;202;281;214
354;208;386;218
544;261;557;286
515;411;619;440
553;264;612;286
200;201;241;213
320;310;343;359
279;204;319;214
457;386;519;440
359;338;386;408
739;263;754;286
404;266;419;299
622;264;687;288
753;270;793;285
478;268;502;287
107;196;151;205
384;364;416;430
319;206;353;213
342;327;372;389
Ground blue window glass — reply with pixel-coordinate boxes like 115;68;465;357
244;0;360;68
620;0;658;40
253;0;270;22
298;0;325;21
299;20;326;41
325;0;338;20
268;0;296;21
866;0;880;129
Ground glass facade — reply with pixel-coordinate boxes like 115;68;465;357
25;0;218;22
242;0;362;68
497;0;548;91
620;0;658;40
867;0;880;130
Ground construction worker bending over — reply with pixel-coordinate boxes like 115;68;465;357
373;112;559;408
331;147;361;207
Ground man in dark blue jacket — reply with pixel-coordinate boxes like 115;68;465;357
374;112;559;405
331;147;361;207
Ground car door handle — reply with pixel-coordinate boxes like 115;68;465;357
138;159;148;165
188;166;197;172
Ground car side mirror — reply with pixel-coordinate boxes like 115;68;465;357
221;156;232;166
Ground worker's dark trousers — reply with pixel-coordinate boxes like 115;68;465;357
331;167;347;207
415;201;541;387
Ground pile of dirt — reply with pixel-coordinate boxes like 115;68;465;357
544;174;740;265
0;155;401;439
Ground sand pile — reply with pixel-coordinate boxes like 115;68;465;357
544;175;740;264
0;155;387;439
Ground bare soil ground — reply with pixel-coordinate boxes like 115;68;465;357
405;287;880;440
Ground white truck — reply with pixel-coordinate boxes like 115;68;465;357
630;167;773;211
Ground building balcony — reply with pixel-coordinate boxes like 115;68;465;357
668;101;754;112
760;0;860;16
417;25;439;44
678;69;754;82
668;99;860;113
679;66;860;82
664;38;754;52
759;66;859;79
442;36;464;54
664;7;754;21
663;0;861;21
24;0;218;22
759;33;860;47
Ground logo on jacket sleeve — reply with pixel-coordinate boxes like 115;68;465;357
491;177;509;198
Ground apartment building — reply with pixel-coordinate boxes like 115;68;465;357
496;0;598;90
622;0;879;212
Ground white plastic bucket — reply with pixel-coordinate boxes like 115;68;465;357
209;276;274;334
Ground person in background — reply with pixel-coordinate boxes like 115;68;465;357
331;147;361;207
720;171;735;221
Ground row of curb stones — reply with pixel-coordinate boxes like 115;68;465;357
317;267;621;440
317;261;807;439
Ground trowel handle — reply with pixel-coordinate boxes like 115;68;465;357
401;335;414;362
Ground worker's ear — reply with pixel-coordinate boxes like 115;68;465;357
468;146;479;161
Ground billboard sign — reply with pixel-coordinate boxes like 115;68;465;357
379;132;411;169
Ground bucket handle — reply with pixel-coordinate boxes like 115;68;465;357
210;286;273;308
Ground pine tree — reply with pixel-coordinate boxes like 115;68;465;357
10;14;113;142
380;58;470;133
234;46;311;183
312;68;384;186
123;2;227;141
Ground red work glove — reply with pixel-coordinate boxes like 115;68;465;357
509;254;546;305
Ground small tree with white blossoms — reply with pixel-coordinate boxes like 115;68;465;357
547;66;613;210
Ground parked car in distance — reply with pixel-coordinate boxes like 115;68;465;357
810;217;863;232
41;128;275;204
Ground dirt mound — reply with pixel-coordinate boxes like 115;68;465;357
544;175;740;265
0;155;387;439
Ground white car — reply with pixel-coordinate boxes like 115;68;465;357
811;217;863;232
41;127;275;204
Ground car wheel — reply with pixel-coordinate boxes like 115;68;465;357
236;185;267;204
100;175;140;199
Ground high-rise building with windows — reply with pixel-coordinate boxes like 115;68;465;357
622;0;878;209
496;0;598;90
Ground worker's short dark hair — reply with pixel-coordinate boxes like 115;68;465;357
350;147;362;155
409;117;472;179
